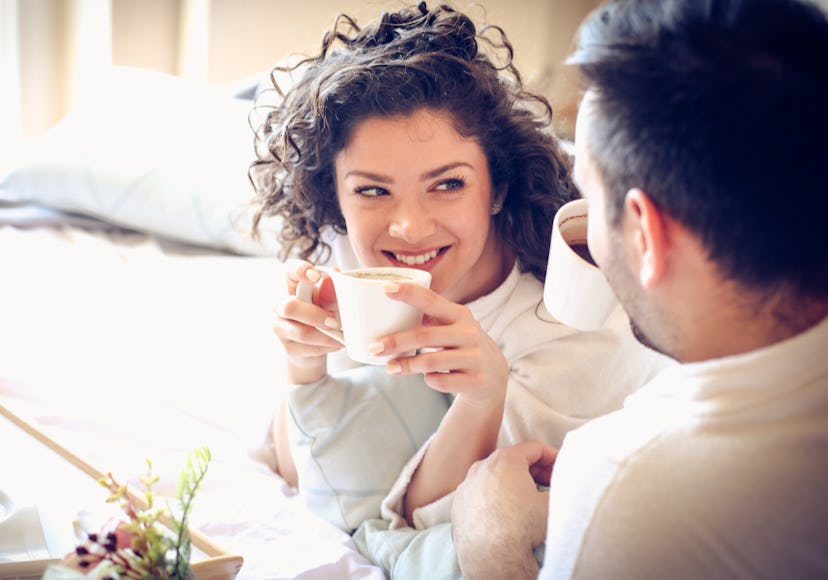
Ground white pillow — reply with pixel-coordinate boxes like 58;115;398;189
0;67;281;255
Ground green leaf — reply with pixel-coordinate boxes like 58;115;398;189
171;446;211;578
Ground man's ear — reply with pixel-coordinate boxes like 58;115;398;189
623;188;668;288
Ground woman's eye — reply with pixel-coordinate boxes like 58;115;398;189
354;185;389;197
434;177;465;192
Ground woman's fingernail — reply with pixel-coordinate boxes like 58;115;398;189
386;361;401;375
368;342;384;355
306;269;321;283
383;282;401;294
324;317;340;329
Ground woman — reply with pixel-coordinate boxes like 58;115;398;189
249;2;667;535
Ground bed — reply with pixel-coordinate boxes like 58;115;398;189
0;67;387;579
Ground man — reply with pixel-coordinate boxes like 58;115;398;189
452;0;828;578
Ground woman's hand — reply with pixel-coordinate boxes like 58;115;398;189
368;280;511;519
369;281;509;408
273;259;343;385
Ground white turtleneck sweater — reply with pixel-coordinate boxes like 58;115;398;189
540;315;828;580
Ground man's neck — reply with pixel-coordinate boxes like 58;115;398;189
676;285;828;363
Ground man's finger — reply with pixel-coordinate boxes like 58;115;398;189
508;440;559;473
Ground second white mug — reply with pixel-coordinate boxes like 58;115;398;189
543;198;617;331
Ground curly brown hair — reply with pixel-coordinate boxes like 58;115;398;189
249;2;577;282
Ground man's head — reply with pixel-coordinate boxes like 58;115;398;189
569;0;828;358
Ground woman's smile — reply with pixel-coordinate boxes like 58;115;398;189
384;247;448;269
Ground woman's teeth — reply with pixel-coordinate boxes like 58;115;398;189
393;249;439;266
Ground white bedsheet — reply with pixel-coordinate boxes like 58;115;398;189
0;224;386;579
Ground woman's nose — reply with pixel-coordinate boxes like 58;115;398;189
388;199;436;243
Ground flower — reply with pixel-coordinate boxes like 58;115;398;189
44;447;211;579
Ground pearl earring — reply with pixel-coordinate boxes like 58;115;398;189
491;202;502;215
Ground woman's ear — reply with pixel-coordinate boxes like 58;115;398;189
490;185;507;216
623;188;669;288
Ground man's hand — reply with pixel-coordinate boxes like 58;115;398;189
452;441;558;579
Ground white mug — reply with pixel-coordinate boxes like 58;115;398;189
298;266;432;365
543;198;617;330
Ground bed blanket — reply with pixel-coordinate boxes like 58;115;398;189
0;224;386;579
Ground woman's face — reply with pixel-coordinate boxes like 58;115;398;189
334;108;510;304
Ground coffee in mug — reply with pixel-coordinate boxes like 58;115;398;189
345;271;413;281
569;242;596;266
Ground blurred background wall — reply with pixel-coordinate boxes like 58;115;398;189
1;0;602;149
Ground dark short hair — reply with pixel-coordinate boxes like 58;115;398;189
249;2;577;282
570;0;828;297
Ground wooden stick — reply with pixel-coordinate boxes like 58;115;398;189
0;402;233;560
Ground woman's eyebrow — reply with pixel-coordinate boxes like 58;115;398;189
343;170;393;182
420;162;474;181
343;162;474;183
